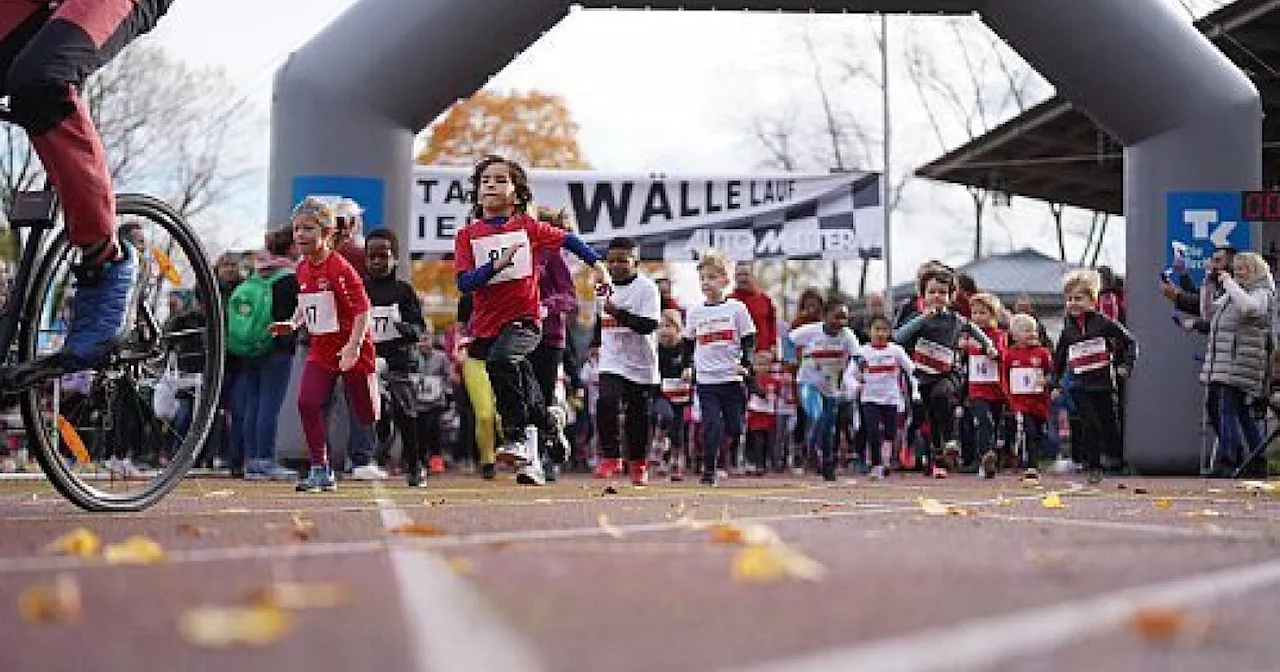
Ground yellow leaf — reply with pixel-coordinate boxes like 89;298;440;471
447;556;475;575
203;489;235;499
179;606;291;648
918;498;950;516
1153;498;1174;510
18;574;82;624
389;522;448;538
103;536;165;565
42;528;100;557
151;246;183;285
597;513;625;539
731;545;826;584
1041;492;1066;509
246;582;351;610
994;494;1014;506
55;415;90;464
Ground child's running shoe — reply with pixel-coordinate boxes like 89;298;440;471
1022;467;1040;482
406;467;425;488
821;462;837;482
352;463;389;481
547;407;571;462
979;450;998;479
594;457;624;480
629;460;649;486
296;465;337;493
700;470;716;486
869;465;886;481
428;455;445;475
515;463;546;486
480;463;496;481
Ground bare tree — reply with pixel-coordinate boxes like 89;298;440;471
0;42;256;240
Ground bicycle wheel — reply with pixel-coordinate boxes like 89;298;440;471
18;193;225;511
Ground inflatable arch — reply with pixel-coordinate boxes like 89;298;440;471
268;0;1261;474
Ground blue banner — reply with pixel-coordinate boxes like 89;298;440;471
291;175;385;235
1165;192;1251;287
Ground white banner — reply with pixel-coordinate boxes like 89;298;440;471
410;167;883;261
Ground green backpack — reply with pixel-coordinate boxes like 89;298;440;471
226;268;293;358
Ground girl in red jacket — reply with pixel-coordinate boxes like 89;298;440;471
998;313;1054;480
962;292;1005;476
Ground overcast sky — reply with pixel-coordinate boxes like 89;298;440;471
137;0;1230;291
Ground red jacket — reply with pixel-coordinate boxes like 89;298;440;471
747;372;786;432
964;324;1005;402
1001;344;1053;419
730;287;777;353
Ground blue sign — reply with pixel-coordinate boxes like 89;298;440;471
1166;191;1251;287
291;175;385;235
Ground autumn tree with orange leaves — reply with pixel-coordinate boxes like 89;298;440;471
417;90;590;169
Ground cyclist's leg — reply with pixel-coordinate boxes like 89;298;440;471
8;1;173;366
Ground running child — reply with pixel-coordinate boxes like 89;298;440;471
785;298;860;482
962;292;1006;476
999;313;1054;480
271;197;379;493
1051;269;1137;484
745;350;786;477
682;250;756;486
654;309;692;481
894;267;997;478
847;315;915;480
454;155;611;486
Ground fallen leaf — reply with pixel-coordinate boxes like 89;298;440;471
918;498;950;516
246;582;351;610
708;523;778;546
708;523;745;544
203;489;235;499
1184;509;1224;518
177;523;215;537
1041;492;1066;509
178;606;291;648
291;513;316;541
1129;606;1197;642
42;528;100;557
731;545;826;583
103;536;165;565
389;522;447;538
597;513;625;539
18;574;83;624
1153;498;1175;510
446;556;475;575
994;494;1014;506
1239;480;1276;493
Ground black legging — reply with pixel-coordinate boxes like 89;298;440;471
1075;389;1122;469
916;375;960;455
597;373;653;462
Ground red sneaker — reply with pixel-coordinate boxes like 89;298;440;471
629;460;649;486
594;458;624;480
428;455;445;475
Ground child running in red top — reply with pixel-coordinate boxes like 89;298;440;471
745;350;785;476
270;197;379;493
1000;313;1054;480
454;155;610;485
963;292;1006;477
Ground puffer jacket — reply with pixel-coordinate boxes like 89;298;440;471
1200;275;1275;396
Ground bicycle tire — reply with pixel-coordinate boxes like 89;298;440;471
18;193;225;512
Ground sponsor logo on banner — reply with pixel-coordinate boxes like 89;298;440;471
410;166;883;261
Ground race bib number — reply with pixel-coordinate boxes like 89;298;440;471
748;394;774;414
1067;337;1109;374
695;316;737;345
470;230;533;284
1009;367;1044;395
968;354;998;384
369;305;402;344
410;373;444;404
913;338;954;375
298;291;339;335
661;378;692;403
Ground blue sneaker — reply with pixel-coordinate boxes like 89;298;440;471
296;465;336;493
61;242;140;370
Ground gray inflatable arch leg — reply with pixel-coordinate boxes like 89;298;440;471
268;0;1260;474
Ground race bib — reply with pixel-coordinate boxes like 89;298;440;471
912;338;954;375
748;394;774;414
661;378;692;404
695;316;737;345
470;230;533;284
369;305;402;344
1067;337;1109;374
968;354;998;384
1009;367;1044;395
410;373;444;404
298;291;339;335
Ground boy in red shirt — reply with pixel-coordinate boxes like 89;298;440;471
270;197;379;493
454;155;610;485
997;313;1054;480
962;292;1006;477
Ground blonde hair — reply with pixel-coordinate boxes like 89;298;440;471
969;292;1003;318
292;195;336;230
1063;268;1101;299
697;249;731;277
1235;252;1275;289
1009;313;1039;337
660;308;683;331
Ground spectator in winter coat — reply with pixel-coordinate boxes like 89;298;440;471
731;261;778;354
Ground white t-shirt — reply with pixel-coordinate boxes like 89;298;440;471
598;275;660;385
788;323;860;393
683;299;757;385
850;343;914;409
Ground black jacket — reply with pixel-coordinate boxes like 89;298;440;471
365;273;427;372
1053;310;1137;392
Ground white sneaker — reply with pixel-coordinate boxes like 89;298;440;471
351;464;389;481
106;457;145;479
869;465;886;480
515;462;546;485
523;425;539;462
495;439;525;466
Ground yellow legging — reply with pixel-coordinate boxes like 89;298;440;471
461;356;497;466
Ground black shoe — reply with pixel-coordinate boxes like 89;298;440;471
406;467;424;488
700;471;716;486
543;462;559;483
480;463;496;481
822;462;837;482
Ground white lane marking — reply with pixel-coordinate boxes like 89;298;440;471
727;556;1280;672
374;484;544;672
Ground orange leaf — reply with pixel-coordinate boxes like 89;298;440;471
42;528;99;557
18;574;83;624
55;415;89;464
389;522;447;538
708;524;745;545
1129;606;1190;641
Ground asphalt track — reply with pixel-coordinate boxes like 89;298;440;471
2;471;1279;672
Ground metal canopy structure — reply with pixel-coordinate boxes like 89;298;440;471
268;0;1262;474
917;0;1280;215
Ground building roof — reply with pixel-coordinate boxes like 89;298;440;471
889;247;1077;307
915;0;1280;214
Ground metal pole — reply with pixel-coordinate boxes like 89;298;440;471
880;12;893;308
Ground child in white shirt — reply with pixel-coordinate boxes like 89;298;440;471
847;315;915;479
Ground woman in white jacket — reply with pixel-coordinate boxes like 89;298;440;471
1200;251;1276;477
